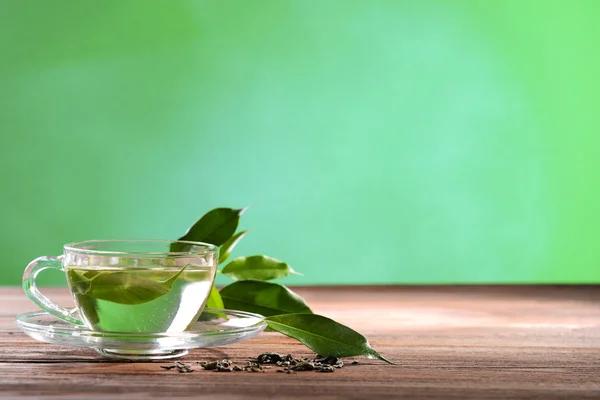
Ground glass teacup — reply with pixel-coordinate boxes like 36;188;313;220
23;240;218;333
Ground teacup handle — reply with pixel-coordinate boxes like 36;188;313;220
23;256;84;326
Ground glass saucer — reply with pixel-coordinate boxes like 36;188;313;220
15;308;267;360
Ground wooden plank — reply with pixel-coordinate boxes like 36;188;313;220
0;286;599;399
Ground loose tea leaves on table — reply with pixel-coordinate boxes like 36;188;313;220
197;359;264;373
161;353;351;374
266;354;344;373
160;361;194;373
255;352;287;364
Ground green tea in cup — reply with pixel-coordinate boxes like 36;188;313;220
23;240;218;333
66;264;214;332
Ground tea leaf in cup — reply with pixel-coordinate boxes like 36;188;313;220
172;207;246;251
219;230;248;264
220;280;312;317
264;314;393;364
73;291;100;325
67;269;102;295
205;285;224;309
77;264;190;305
221;255;301;281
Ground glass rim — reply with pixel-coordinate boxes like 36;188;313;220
63;239;219;256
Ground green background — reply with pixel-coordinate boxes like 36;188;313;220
1;0;599;286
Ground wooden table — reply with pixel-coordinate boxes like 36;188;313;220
1;286;599;399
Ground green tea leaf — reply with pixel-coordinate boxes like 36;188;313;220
74;293;100;325
81;265;190;305
220;280;312;317
205;285;224;309
219;230;248;264
221;255;301;281
67;269;102;295
172;207;246;251
198;308;230;322
264;314;393;364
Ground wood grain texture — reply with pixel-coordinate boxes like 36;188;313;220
0;286;599;399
